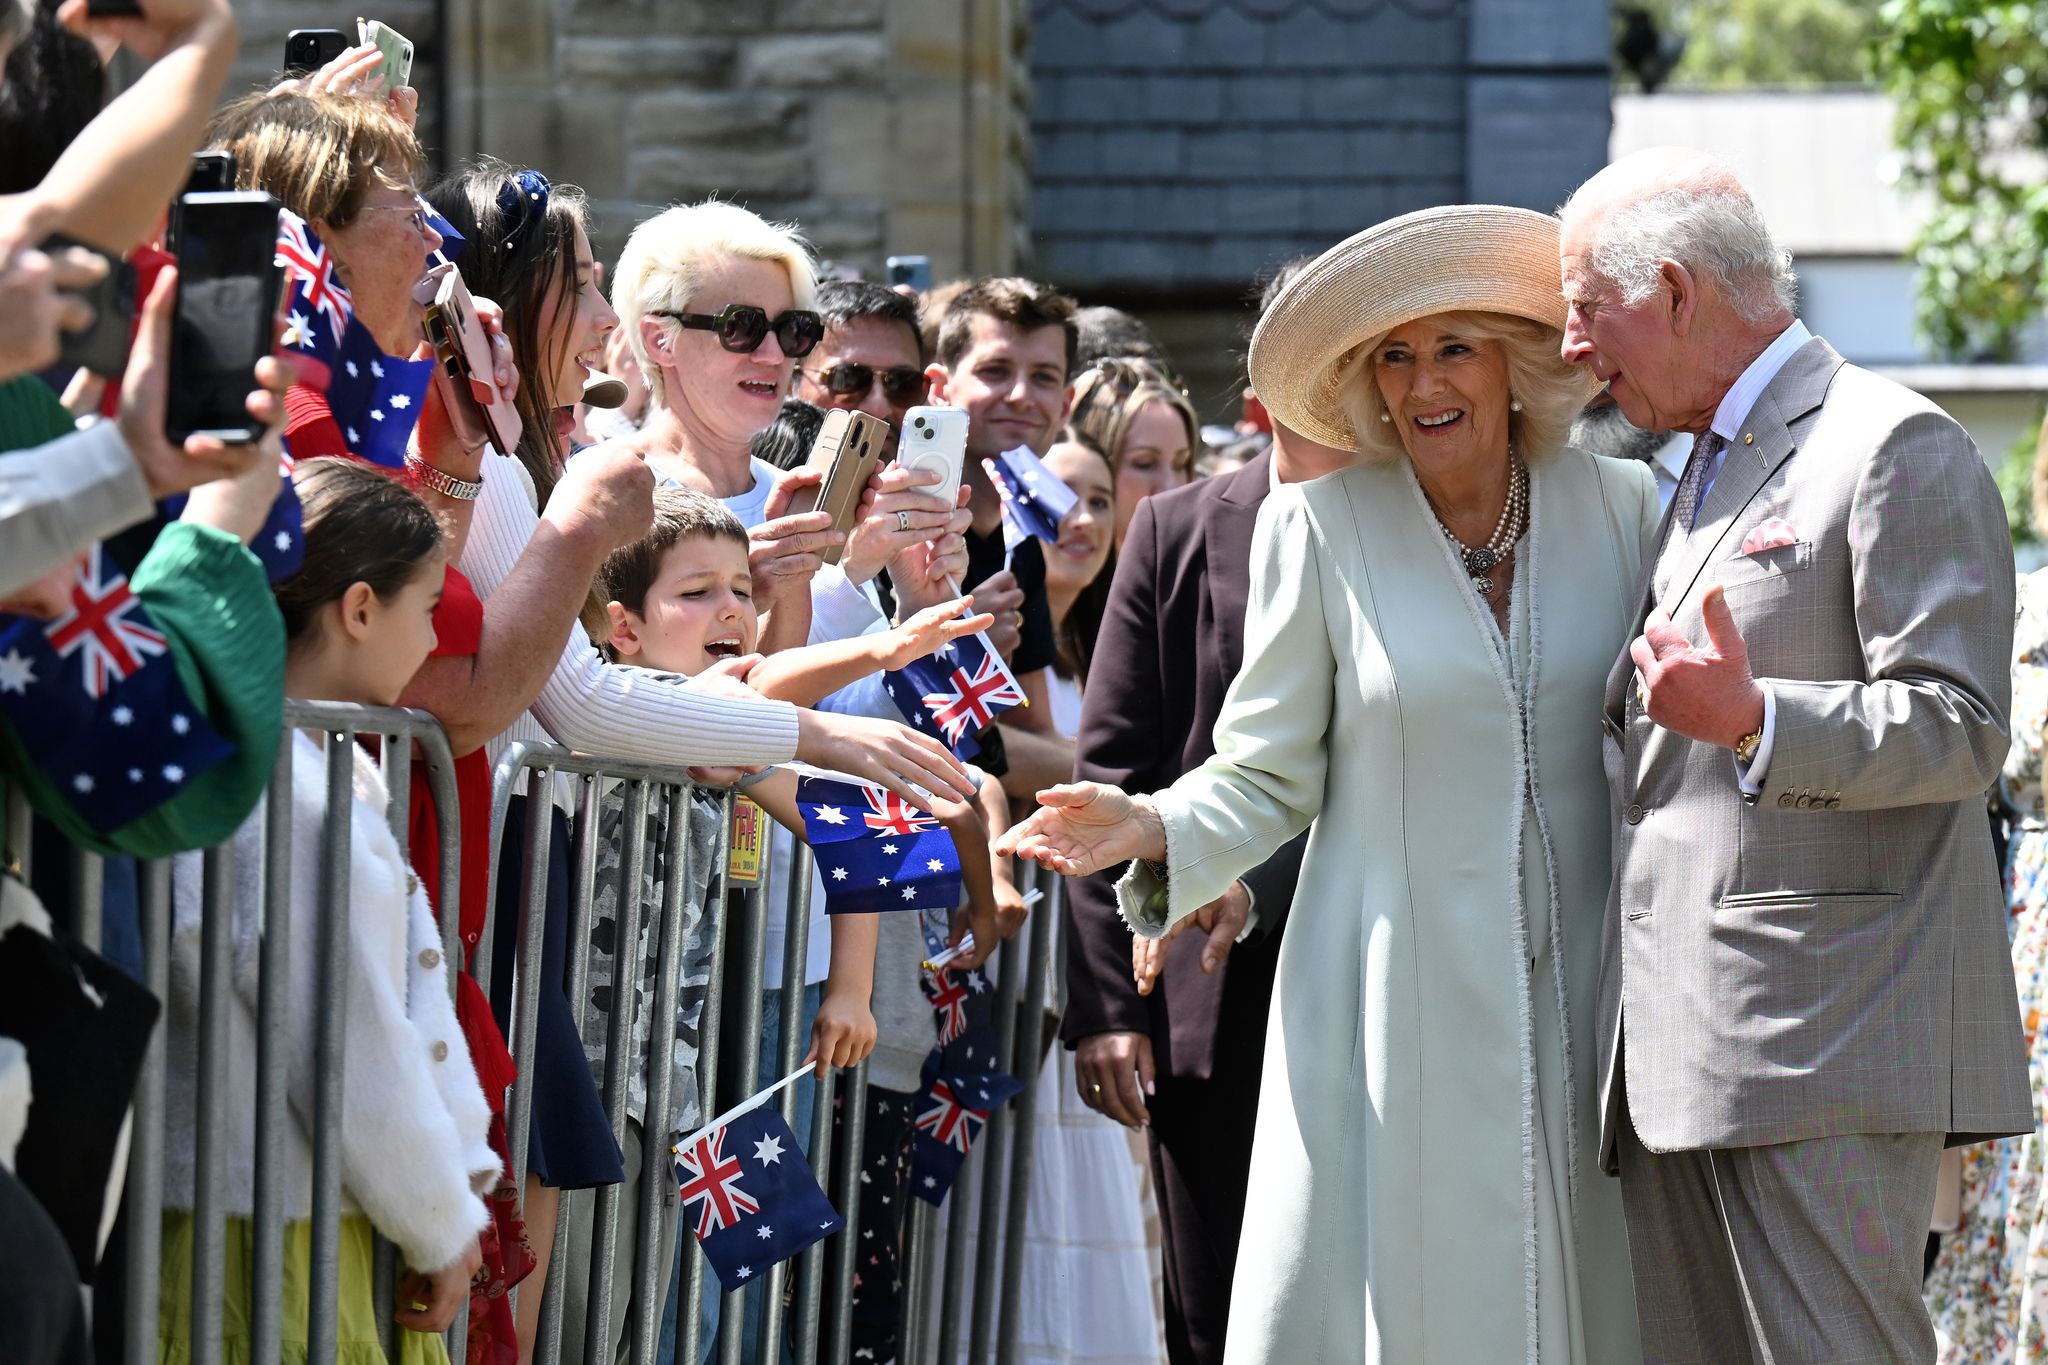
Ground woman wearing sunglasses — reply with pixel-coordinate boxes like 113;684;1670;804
608;201;971;651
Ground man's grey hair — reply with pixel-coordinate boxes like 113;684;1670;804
1588;185;1797;327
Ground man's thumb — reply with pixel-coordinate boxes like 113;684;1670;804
1699;583;1745;656
1201;915;1235;973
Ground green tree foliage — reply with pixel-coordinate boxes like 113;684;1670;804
1872;1;2048;361
1621;0;1881;90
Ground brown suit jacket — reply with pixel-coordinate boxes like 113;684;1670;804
1061;450;1305;1079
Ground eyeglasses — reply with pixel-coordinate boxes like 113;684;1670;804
658;304;825;359
801;360;925;405
360;202;429;233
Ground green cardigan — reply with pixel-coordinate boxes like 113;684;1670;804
0;378;284;858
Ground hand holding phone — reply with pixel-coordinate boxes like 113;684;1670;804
789;409;889;566
356;17;415;89
896;406;969;509
42;233;136;378
166;190;284;443
421;267;523;455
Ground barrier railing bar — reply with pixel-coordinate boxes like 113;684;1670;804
900;1197;934;1364
584;778;651;1365
678;788;737;1365
627;783;695;1365
506;772;555;1197
714;842;774;1365
759;839;815;1365
306;728;356;1365
188;839;235;1365
250;741;295;1365
122;857;171;1365
5;783;30;878
68;844;102;950
820;1057;867;1365
968;929;1023;1360
937;1132;975;1363
789;1056;835;1365
996;869;1058;1365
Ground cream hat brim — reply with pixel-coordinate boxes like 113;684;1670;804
1248;204;1587;452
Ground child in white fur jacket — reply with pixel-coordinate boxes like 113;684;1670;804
159;460;493;1362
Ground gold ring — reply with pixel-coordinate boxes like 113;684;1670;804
1088;1083;1102;1097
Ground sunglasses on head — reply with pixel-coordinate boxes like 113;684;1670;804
803;360;925;404
658;303;825;358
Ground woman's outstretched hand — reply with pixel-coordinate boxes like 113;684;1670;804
993;782;1166;877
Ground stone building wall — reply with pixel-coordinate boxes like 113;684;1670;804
220;1;1030;278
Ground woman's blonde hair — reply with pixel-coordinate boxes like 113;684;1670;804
1334;310;1584;466
205;90;423;229
1065;357;1199;474
610;199;817;410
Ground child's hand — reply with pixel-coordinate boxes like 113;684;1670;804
881;596;995;671
805;990;876;1070
394;1237;482;1333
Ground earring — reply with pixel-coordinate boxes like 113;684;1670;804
1510;398;1523;413
1379;409;1392;423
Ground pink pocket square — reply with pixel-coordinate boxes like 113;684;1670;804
1739;518;1799;556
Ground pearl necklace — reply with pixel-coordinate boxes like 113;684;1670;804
1434;456;1527;597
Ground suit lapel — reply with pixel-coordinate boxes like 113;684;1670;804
1659;338;1843;618
1207;453;1272;685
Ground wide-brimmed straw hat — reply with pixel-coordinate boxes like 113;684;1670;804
1249;204;1580;452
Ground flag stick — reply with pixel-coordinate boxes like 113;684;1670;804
677;1060;818;1153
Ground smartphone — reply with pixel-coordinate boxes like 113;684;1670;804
355;18;414;88
284;28;351;78
896;406;968;510
183;150;236;196
791;409;889;565
43;233;136;380
885;255;933;293
166;191;284;444
422;267;523;454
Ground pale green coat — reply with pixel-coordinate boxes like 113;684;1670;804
1120;449;1658;1363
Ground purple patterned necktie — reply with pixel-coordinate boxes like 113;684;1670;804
1673;430;1726;531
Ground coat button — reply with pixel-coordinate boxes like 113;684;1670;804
1794;793;1812;809
407;872;420;895
1777;792;1795;809
431;1041;448;1063
1825;797;1842;811
1623;803;1645;825
418;948;440;970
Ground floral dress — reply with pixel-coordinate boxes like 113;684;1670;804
1927;567;2048;1363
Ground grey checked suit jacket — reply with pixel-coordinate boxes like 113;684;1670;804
1596;336;2032;1171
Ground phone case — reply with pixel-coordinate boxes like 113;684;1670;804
793;409;889;566
422;267;522;455
897;406;969;510
356;18;414;87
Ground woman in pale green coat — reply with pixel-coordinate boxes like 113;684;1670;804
1000;206;1658;1363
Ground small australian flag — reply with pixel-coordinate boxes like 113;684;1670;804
0;545;234;833
982;444;1078;549
795;769;963;915
881;629;1024;760
908;1053;1024;1206
675;1105;842;1292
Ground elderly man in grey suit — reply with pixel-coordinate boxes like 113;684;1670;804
1559;146;2033;1362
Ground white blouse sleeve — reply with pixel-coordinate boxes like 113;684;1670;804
459;451;802;767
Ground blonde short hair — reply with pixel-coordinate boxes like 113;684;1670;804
1335;310;1583;466
206;90;422;230
1066;358;1199;471
611;200;817;409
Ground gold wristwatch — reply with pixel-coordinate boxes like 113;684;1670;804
1734;725;1764;765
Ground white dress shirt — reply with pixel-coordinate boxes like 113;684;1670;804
1695;318;1812;794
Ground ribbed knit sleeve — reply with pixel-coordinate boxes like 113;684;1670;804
460;451;801;767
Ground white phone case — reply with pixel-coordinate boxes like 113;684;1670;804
898;406;970;510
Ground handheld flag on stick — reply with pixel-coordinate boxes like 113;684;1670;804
795;768;964;915
882;628;1024;759
982;444;1078;552
673;1063;842;1292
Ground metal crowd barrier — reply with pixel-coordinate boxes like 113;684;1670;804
14;708;1063;1365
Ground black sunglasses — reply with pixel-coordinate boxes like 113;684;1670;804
657;304;824;358
803;360;926;405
